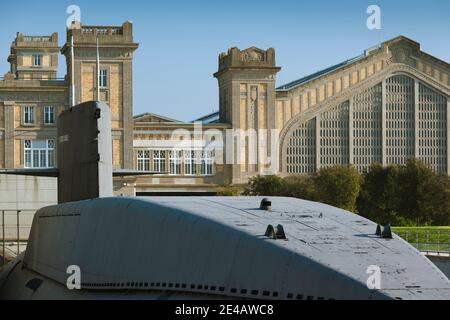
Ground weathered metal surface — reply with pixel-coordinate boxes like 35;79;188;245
426;254;450;280
1;196;449;300
57;101;113;203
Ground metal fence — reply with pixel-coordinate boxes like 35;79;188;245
394;228;450;254
1;210;36;269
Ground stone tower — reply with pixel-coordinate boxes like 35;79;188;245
61;22;139;169
8;32;59;80
214;47;281;184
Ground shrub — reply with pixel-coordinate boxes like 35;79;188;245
282;175;317;201
216;186;242;196
243;175;285;196
241;160;450;226
357;159;450;226
314;165;361;212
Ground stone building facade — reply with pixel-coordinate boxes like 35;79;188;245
133;36;450;193
276;37;450;178
0;22;138;210
61;22;138;169
0;19;449;200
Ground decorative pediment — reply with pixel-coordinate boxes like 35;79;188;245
386;36;420;66
133;113;180;123
385;36;449;87
239;47;266;62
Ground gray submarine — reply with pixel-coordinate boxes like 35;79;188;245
1;101;449;300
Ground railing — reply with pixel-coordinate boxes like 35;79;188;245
81;26;123;35
393;228;450;254
23;36;52;42
1;210;35;269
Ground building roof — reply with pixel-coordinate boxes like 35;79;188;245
276;54;366;91
136;36;449;124
193;111;220;124
133;112;181;123
276;35;441;92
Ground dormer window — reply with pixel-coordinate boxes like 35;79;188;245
33;54;42;67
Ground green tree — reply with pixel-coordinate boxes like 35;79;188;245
314;165;361;212
282;175;317;201
431;174;450;225
357;164;403;225
397;159;450;226
358;159;450;226
241;160;450;226
243;175;285;196
216;186;242;196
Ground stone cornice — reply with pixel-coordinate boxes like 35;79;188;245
61;46;137;60
134;123;231;130
0;79;67;89
0;89;68;102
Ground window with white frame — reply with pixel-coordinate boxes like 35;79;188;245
33;54;42;67
169;150;182;175
184;150;197;175
201;150;214;176
137;150;150;171
24;139;55;168
99;69;108;88
153;150;166;173
23;106;35;124
44;106;55;124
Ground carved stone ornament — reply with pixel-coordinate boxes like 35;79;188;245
251;86;258;101
241;50;264;62
396;48;408;63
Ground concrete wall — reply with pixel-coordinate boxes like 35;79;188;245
0;175;57;240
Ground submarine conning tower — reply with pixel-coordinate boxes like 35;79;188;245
57;101;113;203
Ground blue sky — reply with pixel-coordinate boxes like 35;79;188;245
1;0;449;121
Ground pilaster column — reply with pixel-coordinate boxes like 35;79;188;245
267;78;277;173
231;80;242;183
349;97;354;165
122;60;133;169
75;60;82;105
246;83;256;173
4;102;15;168
381;79;387;166
315;114;321;171
447;97;450;175
414;79;420;159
